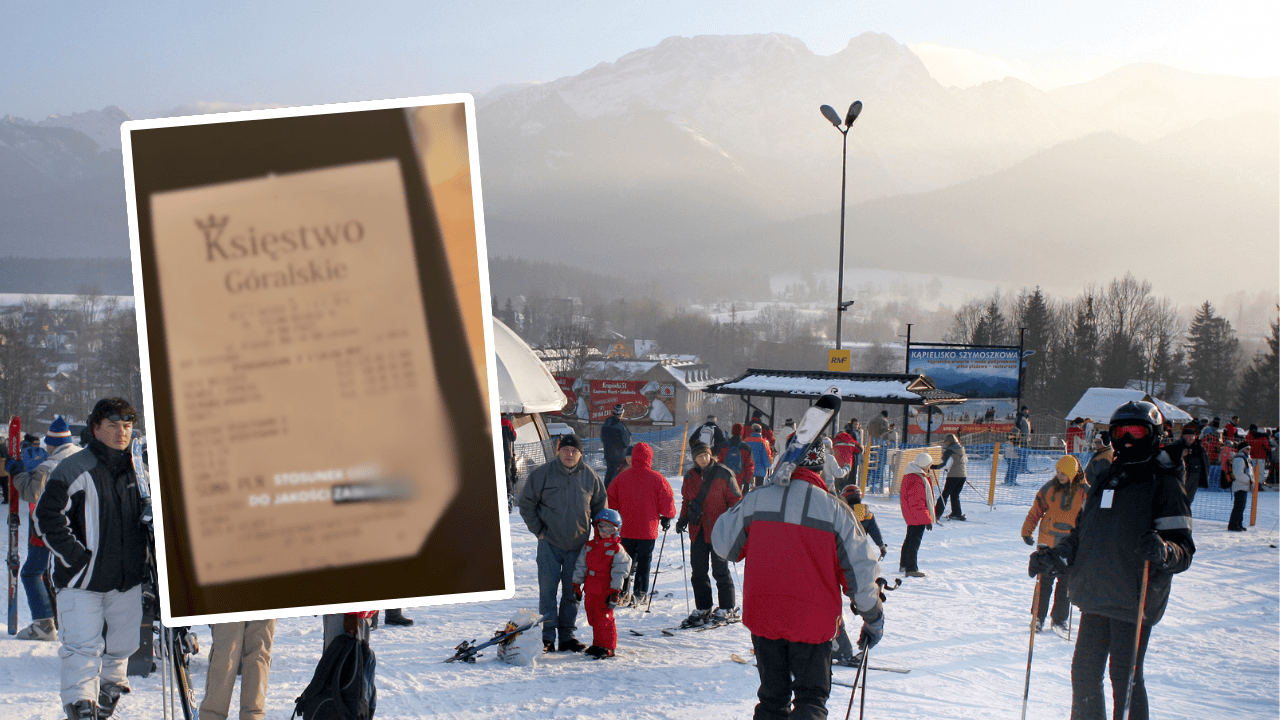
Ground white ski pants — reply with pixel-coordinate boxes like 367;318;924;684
56;584;143;705
199;620;277;720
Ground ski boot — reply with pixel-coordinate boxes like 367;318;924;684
64;699;97;720
1034;619;1045;633
681;609;711;628
585;645;614;659
558;637;587;653
98;681;130;718
384;608;414;626
16;617;57;641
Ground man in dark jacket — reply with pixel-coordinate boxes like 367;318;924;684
599;404;631;488
1030;401;1194;720
35;398;148;720
676;442;741;625
518;434;607;652
1165;425;1209;504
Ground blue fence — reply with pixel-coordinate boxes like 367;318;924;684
860;441;1240;525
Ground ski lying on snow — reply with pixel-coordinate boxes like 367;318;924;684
731;653;910;674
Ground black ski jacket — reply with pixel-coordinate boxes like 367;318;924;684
1165;438;1209;494
1059;450;1194;625
34;439;148;592
600;416;632;463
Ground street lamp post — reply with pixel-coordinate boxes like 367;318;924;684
819;101;862;351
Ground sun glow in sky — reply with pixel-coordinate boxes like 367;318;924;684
4;1;1277;119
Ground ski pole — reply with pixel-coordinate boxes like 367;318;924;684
843;638;868;720
645;526;668;613
1121;561;1150;720
858;637;870;720
1020;572;1044;720
679;530;690;615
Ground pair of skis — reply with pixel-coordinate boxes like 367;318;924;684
764;391;843;486
7;416;20;635
444;614;548;663
728;651;909;675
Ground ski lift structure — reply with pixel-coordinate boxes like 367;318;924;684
705;368;966;444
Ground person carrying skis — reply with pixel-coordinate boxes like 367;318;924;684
712;440;884;720
931;434;968;521
600;404;632;488
519;433;607;653
606;442;676;607
1029;401;1194;720
571;509;631;659
716;424;754;492
1021;454;1089;634
898;452;937;577
35;398;149;720
676;441;742;626
9;416;81;642
689;415;727;456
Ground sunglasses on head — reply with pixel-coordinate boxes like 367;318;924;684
104;414;135;423
1111;424;1149;441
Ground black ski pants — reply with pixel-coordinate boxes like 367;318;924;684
1071;612;1152;720
1228;490;1248;530
620;538;655;597
900;524;926;572
690;533;734;611
934;476;965;517
751;634;832;720
1035;573;1070;625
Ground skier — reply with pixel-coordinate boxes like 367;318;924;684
599;404;632;488
688;415;727;456
605;442;676;607
1226;442;1253;532
832;422;862;493
898;452;936;577
35;399;148;720
9;416;81;641
818;436;849;491
1029;401;1194;720
931;434;969;521
1021;455;1089;634
675;441;742;626
716;425;754;493
518;434;606;652
773;419;796;457
571;509;631;659
199;620;277;720
742;424;773;489
712;440;884;720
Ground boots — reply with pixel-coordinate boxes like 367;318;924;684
98;681;129;718
384;608;414;626
64;699;97;720
16;617;57;641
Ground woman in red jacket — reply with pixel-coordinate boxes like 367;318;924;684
607;442;676;606
898;452;937;578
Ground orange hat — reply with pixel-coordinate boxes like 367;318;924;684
1055;455;1081;477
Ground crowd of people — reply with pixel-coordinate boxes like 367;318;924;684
5;393;1273;719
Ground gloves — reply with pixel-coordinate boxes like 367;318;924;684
1023;535;1035;546
660;517;671;532
1137;531;1169;568
5;459;21;477
1028;546;1067;578
926;523;933;531
878;544;887;560
675;518;688;535
573;583;583;602
606;592;621;609
858;604;885;650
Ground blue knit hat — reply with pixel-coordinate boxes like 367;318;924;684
45;416;72;447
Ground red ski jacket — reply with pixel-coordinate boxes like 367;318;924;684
680;461;742;543
832;432;860;468
899;471;936;526
607;443;677;540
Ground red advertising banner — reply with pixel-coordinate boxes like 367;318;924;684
589;379;677;425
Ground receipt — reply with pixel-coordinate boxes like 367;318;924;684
149;159;459;585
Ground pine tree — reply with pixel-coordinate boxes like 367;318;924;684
971;299;1009;346
1053;297;1101;408
1017;287;1054;408
1235;318;1278;426
1185;302;1240;413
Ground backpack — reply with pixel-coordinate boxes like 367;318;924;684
294;634;377;720
686;465;720;527
721;441;745;477
697;424;715;448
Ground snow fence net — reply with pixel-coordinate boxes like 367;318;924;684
857;439;1238;525
510;425;690;498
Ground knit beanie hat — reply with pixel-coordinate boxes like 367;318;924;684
798;442;826;469
1055;455;1081;478
46;416;73;447
690;442;711;457
612;404;624;416
557;434;582;451
731;423;743;437
911;452;933;471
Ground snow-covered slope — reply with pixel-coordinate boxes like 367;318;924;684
1;482;1276;719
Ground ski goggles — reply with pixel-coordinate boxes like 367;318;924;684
1110;424;1150;441
103;413;135;423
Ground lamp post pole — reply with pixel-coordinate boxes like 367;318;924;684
820;101;862;352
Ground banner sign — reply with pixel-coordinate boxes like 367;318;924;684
907;346;1019;434
588;379;676;425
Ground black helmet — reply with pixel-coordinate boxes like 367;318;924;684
1109;401;1163;460
1109;401;1163;428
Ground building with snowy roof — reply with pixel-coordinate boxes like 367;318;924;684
1065;387;1194;426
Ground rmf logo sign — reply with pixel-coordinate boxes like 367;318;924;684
827;349;851;372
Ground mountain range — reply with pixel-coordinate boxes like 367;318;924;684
0;32;1276;302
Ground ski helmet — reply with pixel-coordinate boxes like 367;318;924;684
594;508;622;530
1108;401;1163;460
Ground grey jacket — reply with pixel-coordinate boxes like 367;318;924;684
934;442;967;479
14;443;83;504
1230;452;1254;492
519;458;607;550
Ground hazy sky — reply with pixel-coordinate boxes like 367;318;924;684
6;1;1278;119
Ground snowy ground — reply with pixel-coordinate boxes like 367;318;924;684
2;481;1277;720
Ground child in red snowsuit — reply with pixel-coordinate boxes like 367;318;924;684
572;510;632;659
